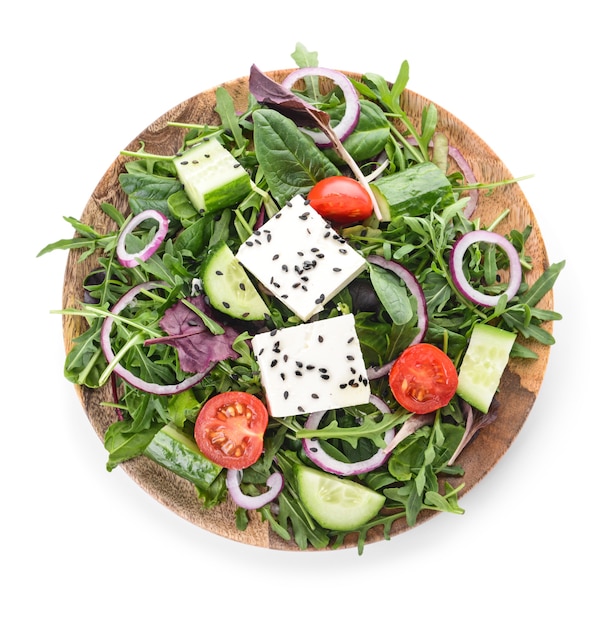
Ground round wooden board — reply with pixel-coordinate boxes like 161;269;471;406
62;70;553;551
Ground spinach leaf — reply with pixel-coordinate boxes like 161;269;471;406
118;171;183;217
369;262;414;325
252;108;339;206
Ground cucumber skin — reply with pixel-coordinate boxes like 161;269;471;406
456;323;516;413
144;424;221;491
370;161;455;221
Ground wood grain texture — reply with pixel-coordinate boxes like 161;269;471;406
62;70;554;551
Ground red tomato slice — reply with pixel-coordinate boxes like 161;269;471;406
194;391;268;469
307;176;373;225
389;343;458;414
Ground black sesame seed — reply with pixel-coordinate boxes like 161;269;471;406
282;264;288;272
333;267;342;272
273;254;280;260
233;163;240;168
284;391;289;399
339;383;347;389
295;371;302;376
271;359;278;367
347;336;355;343
222;301;230;309
215;270;223;275
311;393;319;399
296;361;303;368
298;406;304;413
239;283;246;291
347;355;355;361
246;241;254;247
321;374;330;380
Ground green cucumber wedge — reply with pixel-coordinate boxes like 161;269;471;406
370;161;455;221
295;465;385;531
201;241;271;321
457;323;516;413
144;424;222;491
173;138;252;213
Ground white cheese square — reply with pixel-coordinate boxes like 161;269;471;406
252;314;371;418
236;195;367;321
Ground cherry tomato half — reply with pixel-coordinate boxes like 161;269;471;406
194;391;268;469
307;176;373;225
389;343;458;414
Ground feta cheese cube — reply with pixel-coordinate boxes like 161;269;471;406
252;314;371;418
236;195;367;321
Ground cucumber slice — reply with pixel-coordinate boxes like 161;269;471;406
295;465;385;531
457;323;516;413
201;241;270;321
173;138;252;213
144;424;222;491
370;161;455;221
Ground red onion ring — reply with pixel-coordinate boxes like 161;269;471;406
116;209;169;268
301;394;395;476
226;469;284;510
100;281;207;395
281;67;361;148
450;230;522;307
367;255;428;345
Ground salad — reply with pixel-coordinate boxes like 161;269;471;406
40;44;564;553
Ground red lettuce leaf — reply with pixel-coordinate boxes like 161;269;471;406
249;64;331;130
145;295;239;374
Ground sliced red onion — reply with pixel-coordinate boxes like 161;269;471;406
100;281;207;395
450;230;522;307
447;145;478;219
116;209;169;268
367;255;428;345
301;394;395;476
226;469;284;510
382;413;435;455
281;67;361;148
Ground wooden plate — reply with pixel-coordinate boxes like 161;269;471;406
62;70;554;551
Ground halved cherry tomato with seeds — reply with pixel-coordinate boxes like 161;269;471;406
194;391;268;469
389;343;458;414
307;176;373;225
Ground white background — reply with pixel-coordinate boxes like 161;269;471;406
2;1;608;624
